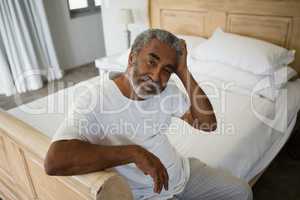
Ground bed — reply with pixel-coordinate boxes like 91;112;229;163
1;0;300;200
95;52;300;181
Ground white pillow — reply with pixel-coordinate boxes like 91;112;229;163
189;60;297;101
253;67;297;101
191;28;295;75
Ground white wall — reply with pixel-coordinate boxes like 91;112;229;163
101;0;149;56
43;0;106;70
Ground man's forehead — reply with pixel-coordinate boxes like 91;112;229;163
140;39;177;59
143;38;172;50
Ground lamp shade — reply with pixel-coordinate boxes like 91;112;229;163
119;9;134;25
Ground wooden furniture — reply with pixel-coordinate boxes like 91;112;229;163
1;0;300;199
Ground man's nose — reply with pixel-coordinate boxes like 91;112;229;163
149;67;161;83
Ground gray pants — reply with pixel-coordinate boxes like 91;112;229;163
171;158;253;200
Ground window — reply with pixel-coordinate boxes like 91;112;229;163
68;0;101;18
94;0;102;6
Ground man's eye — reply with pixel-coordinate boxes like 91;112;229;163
148;60;156;66
164;68;172;73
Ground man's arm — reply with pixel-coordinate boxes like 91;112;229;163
44;139;137;175
176;40;217;132
44;139;169;193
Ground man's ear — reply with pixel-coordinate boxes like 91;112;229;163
128;51;133;67
128;51;134;67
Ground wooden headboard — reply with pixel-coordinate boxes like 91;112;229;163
149;0;300;75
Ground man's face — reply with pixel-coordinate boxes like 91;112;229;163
128;39;177;99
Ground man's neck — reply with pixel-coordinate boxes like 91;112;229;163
112;73;145;101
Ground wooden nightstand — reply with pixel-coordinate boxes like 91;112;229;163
94;52;127;75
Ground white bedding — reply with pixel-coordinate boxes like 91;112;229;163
166;74;300;181
8;67;300;182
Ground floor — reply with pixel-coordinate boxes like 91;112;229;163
0;63;300;200
253;131;300;200
0;63;98;110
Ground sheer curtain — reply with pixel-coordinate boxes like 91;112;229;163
0;0;62;96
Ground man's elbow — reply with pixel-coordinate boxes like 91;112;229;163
193;117;217;132
206;114;217;131
44;151;66;176
197;124;217;132
205;122;217;132
44;142;68;176
44;159;59;176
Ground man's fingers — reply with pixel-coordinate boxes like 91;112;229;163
152;173;159;193
180;39;187;49
153;171;164;194
163;168;169;191
157;172;163;193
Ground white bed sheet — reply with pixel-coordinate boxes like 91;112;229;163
7;71;300;182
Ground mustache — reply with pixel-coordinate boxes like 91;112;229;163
139;76;159;85
138;76;161;92
130;63;160;88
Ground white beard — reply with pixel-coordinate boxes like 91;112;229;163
126;68;159;100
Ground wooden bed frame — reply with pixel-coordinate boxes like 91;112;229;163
1;0;300;200
150;0;300;75
0;111;132;200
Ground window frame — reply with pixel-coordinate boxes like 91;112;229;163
68;0;101;19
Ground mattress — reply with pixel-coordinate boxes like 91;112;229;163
7;71;300;182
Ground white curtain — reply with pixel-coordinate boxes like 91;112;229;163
0;0;62;96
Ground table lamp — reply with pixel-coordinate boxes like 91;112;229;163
120;9;134;48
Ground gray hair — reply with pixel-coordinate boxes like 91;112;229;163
131;29;182;62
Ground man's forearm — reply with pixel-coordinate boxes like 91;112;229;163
177;68;217;130
44;139;139;176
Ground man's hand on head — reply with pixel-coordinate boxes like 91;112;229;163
176;39;189;76
173;39;217;132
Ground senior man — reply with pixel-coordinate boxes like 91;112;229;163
44;29;252;200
